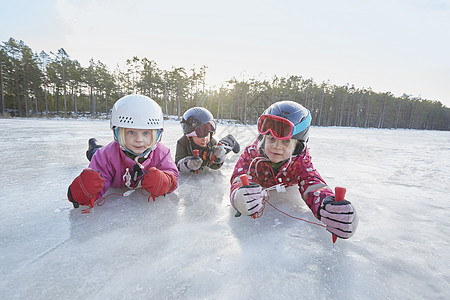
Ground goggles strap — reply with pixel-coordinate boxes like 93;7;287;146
291;110;311;136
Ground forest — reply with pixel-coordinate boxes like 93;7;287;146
1;37;449;130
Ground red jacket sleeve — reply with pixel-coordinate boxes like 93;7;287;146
294;148;334;218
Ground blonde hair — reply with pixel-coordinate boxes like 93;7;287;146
258;135;298;155
117;127;158;151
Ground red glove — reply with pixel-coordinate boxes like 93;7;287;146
142;167;177;201
68;168;105;208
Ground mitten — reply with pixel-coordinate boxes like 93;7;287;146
219;134;240;154
142;167;177;200
177;156;203;172
231;182;264;216
211;145;226;163
319;196;359;239
68;168;105;208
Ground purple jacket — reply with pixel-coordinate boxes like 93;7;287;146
230;139;334;218
88;141;179;197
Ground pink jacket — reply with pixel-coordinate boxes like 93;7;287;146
230;139;334;218
88;141;178;197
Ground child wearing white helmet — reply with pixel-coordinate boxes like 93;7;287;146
68;94;178;209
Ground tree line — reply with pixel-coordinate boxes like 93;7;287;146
1;37;449;130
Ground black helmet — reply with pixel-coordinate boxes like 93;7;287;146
259;101;311;142
181;107;216;137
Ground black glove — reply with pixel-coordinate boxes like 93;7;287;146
219;134;240;154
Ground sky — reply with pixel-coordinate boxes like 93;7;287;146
2;0;450;107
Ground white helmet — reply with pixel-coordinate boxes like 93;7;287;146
110;94;163;130
110;94;163;157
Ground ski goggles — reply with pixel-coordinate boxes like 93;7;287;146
186;120;216;138
257;111;311;140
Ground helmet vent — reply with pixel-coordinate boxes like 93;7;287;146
147;118;160;125
118;116;134;124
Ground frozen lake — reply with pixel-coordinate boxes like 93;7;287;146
1;118;449;299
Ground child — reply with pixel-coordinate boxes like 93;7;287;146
229;101;358;240
68;94;178;208
175;107;240;173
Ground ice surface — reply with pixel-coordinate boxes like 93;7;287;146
1;118;449;299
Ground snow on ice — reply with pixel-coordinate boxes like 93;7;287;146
0;118;449;299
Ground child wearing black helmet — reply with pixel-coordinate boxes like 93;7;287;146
175;107;240;173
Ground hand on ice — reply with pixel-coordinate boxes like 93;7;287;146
68;168;105;208
178;156;203;172
187;156;203;170
231;182;264;216
211;145;226;163
142;167;176;200
319;196;358;239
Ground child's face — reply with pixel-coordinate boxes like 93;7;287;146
264;134;293;163
124;128;154;154
192;135;210;148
